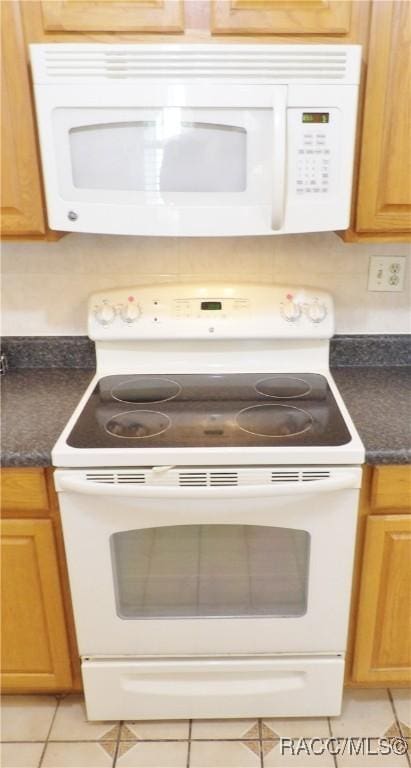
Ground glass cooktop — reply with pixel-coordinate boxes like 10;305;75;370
67;373;351;449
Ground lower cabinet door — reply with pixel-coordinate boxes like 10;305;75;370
1;518;72;691
353;514;411;683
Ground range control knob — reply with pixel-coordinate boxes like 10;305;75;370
94;301;116;326
306;300;327;324
119;301;141;324
281;299;302;323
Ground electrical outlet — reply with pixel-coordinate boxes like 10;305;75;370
368;255;406;292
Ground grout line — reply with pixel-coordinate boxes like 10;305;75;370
327;716;338;768
112;721;122;768
258;719;264;768
186;720;192;768
38;695;61;768
387;689;411;768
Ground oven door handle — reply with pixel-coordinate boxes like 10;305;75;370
56;471;359;497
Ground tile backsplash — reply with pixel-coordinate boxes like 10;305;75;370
1;232;410;335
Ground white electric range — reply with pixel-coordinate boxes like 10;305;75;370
53;282;364;720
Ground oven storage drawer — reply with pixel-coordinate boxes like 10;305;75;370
82;655;344;720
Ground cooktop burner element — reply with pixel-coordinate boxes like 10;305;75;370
255;376;312;399
106;410;171;439
236;404;313;438
67;373;351;449
111;377;181;404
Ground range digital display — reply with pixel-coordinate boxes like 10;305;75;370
201;301;222;311
302;112;330;124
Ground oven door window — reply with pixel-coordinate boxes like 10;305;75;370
110;525;310;620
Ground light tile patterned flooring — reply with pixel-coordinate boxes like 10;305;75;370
1;689;410;768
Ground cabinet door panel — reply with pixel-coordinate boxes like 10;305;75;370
371;466;411;512
0;2;45;235
353;514;411;683
2;468;49;515
40;0;184;32
356;1;411;232
1;519;72;691
212;0;352;35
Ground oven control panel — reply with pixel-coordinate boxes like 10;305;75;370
88;284;334;340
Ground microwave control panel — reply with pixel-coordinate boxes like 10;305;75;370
288;108;340;198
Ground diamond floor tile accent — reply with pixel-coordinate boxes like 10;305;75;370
384;722;401;739
399;722;411;738
100;739;117;758
262;723;280;740
241;723;261;756
120;725;136;741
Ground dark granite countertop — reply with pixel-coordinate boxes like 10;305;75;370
1;369;94;467
332;366;411;465
1;365;410;467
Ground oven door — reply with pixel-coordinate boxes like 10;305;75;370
55;467;360;657
33;83;286;236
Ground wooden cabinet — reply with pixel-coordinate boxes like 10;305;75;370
21;0;184;39
1;519;72;691
211;0;361;38
0;1;46;236
1;468;80;693
352;0;411;238
350;466;411;685
353;514;411;684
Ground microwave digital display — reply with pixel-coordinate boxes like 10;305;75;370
201;301;222;311
302;112;330;124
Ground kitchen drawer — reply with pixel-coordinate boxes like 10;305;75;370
82;655;344;720
1;468;49;514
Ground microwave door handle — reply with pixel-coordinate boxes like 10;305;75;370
56;471;358;497
271;90;287;232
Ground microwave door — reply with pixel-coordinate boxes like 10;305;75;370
37;84;288;236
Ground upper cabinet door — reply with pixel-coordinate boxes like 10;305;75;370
1;2;45;236
25;0;184;35
356;1;411;233
211;0;355;36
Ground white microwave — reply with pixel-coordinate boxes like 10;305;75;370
30;44;361;237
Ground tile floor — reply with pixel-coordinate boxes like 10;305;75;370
1;689;410;768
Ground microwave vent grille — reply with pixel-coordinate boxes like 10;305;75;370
35;45;357;84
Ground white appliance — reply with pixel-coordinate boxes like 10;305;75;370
53;283;363;720
30;44;361;236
